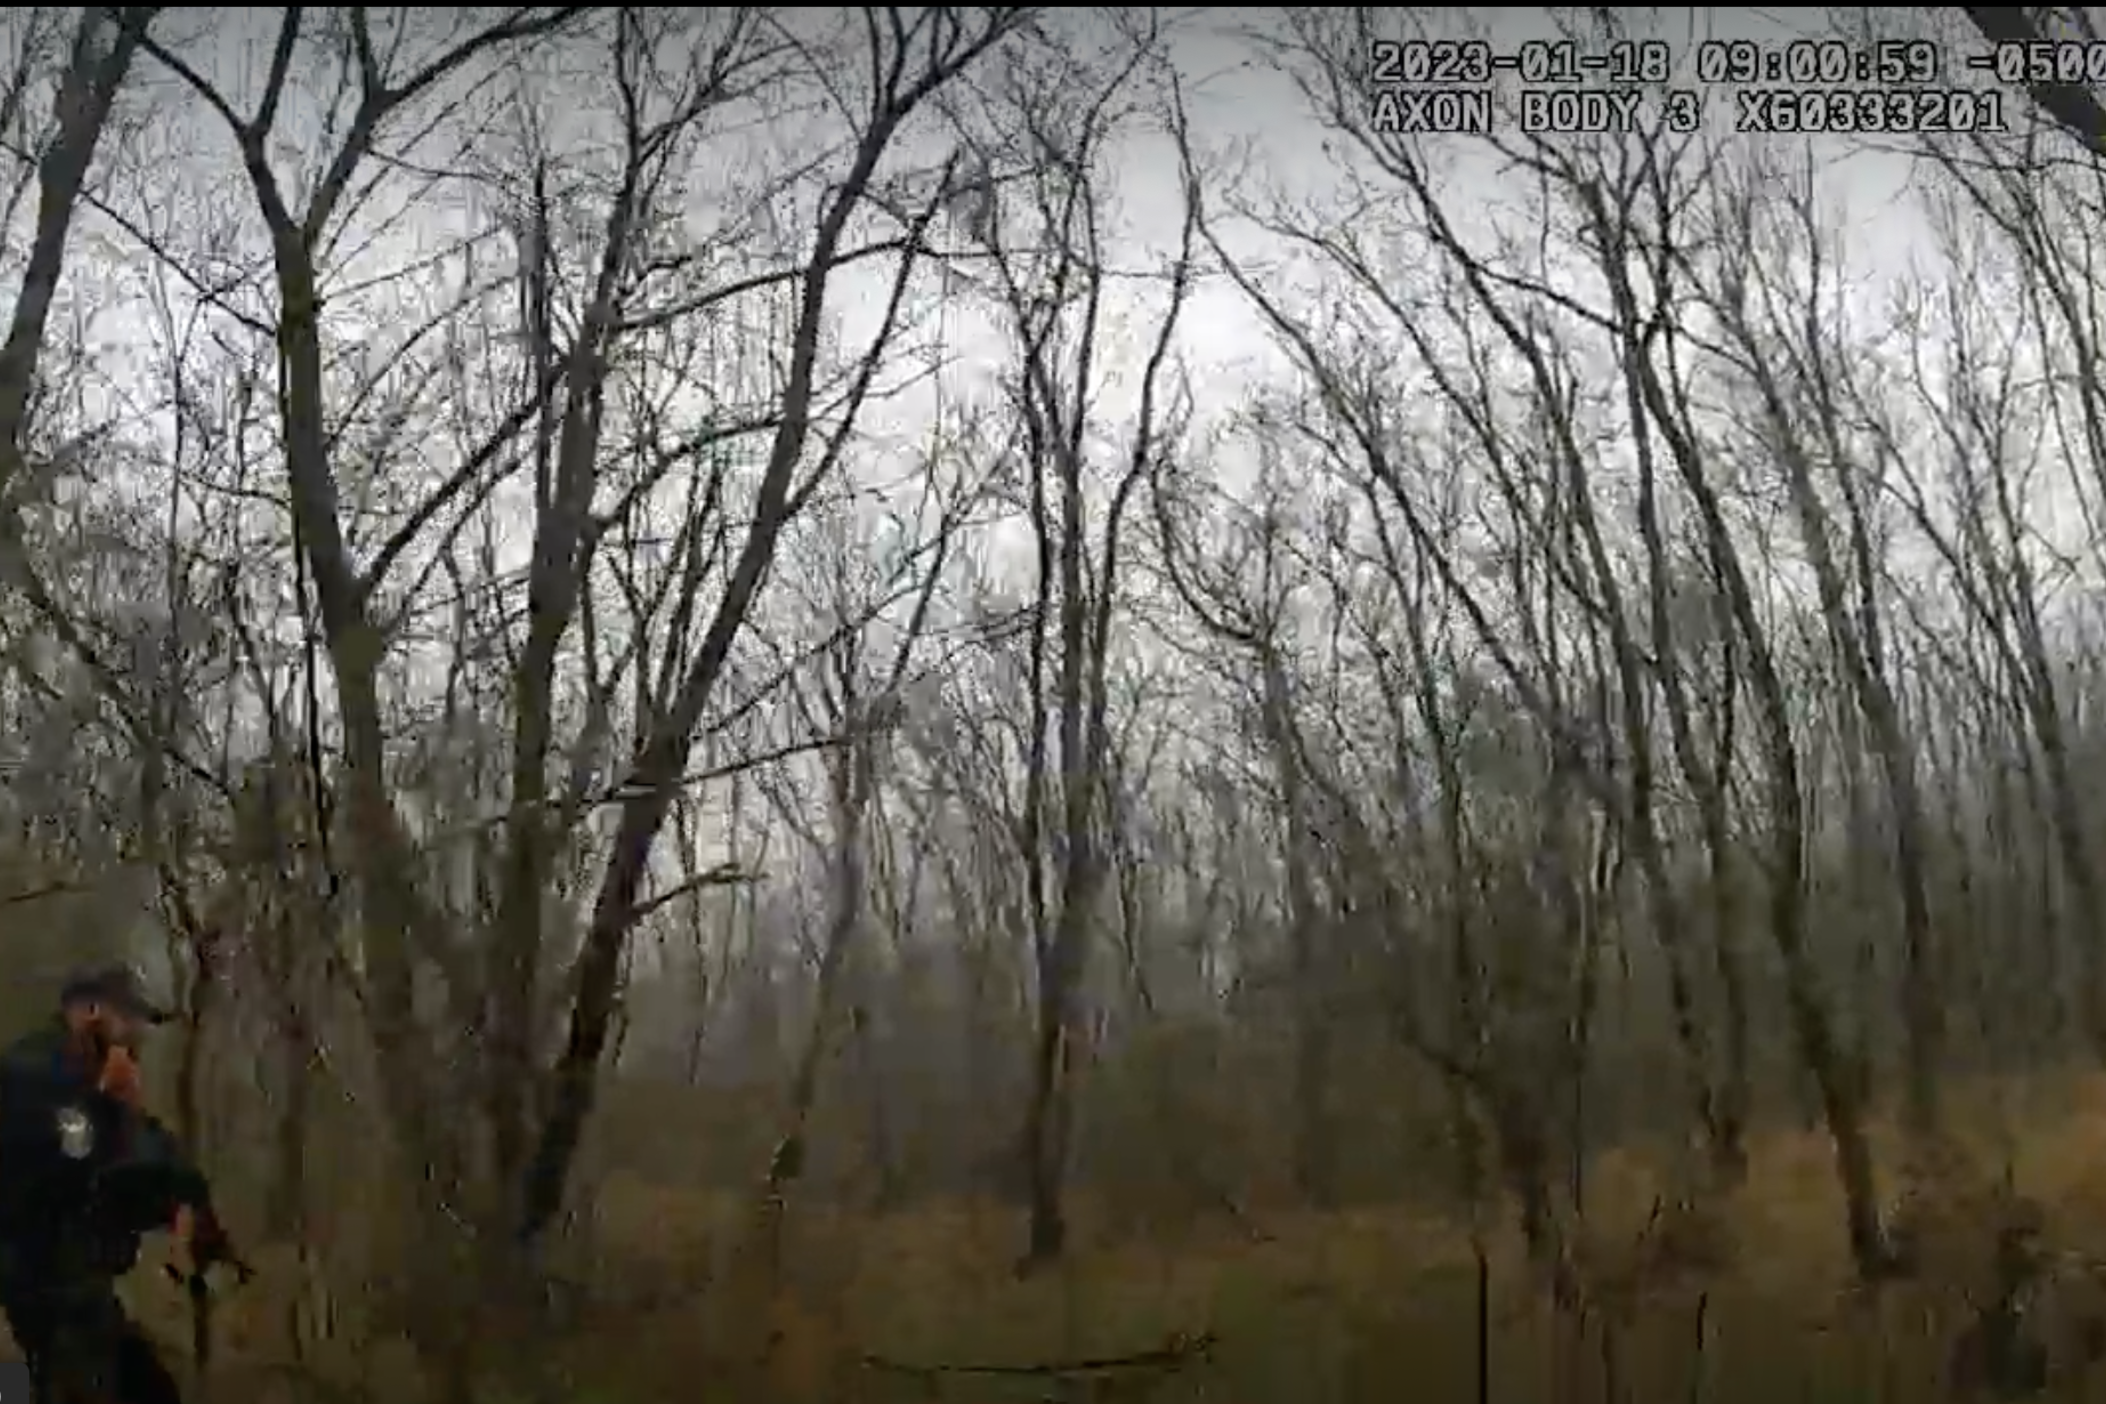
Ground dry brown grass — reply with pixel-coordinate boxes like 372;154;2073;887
36;1071;2106;1401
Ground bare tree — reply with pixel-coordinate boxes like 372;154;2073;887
1153;451;1341;1208
0;7;158;505
1189;6;1903;1279
1960;7;2106;157
95;7;1029;1386
941;13;1200;1268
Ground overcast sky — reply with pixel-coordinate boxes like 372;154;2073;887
830;6;2001;556
6;9;2090;640
11;8;2035;482
1;5;2082;651
6;6;2103;956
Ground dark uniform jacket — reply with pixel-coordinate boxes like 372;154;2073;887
0;1022;210;1286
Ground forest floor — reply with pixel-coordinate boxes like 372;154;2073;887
30;1073;2106;1401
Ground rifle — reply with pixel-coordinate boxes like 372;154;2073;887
88;1160;254;1369
160;1211;255;1370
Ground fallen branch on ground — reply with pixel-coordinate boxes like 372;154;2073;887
860;1328;1217;1382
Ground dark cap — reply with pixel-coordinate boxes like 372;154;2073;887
59;963;171;1025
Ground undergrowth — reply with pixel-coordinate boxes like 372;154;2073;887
37;1073;2106;1401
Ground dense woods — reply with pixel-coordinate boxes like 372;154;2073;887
7;6;2106;1401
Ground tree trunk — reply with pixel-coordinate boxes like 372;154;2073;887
1258;650;1336;1208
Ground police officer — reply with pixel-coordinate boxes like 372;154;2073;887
0;965;223;1403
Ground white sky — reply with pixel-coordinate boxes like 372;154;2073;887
822;6;2042;521
17;8;2043;520
7;5;2106;908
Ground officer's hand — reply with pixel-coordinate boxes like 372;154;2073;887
97;1044;144;1107
183;1204;235;1271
